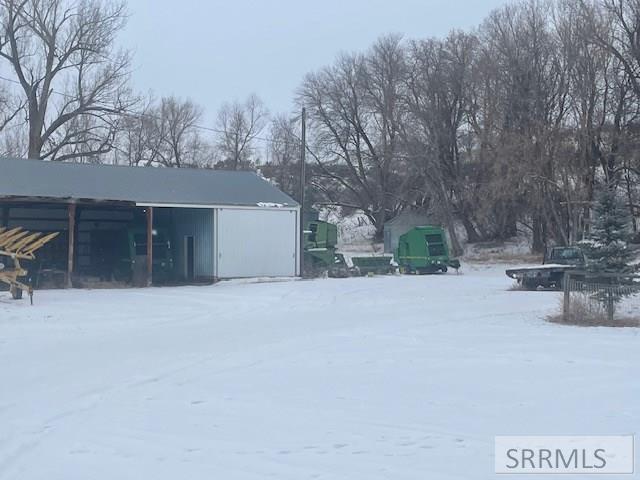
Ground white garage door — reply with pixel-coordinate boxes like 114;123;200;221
216;208;298;278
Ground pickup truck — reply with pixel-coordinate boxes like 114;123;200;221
505;246;586;290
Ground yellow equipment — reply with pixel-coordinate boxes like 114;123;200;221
0;227;59;304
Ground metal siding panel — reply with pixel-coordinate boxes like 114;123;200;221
213;208;219;278
217;208;297;278
170;208;214;279
295;209;300;276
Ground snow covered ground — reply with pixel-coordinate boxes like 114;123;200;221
0;265;638;480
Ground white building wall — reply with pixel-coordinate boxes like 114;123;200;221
215;208;298;278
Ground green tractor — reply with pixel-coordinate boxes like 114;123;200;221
112;227;174;283
395;225;460;274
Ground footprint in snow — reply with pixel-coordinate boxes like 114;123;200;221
69;448;89;455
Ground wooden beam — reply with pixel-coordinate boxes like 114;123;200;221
146;206;153;287
67;203;77;288
0;196;137;208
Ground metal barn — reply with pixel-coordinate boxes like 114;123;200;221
0;157;300;287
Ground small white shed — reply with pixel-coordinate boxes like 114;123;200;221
383;210;432;254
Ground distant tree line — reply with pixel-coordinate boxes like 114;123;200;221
298;0;640;250
2;0;640;251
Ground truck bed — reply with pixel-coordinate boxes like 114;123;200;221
505;263;578;278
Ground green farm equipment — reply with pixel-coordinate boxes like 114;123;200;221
107;226;174;284
303;220;350;277
303;220;394;277
305;220;460;277
395;225;460;274
351;255;395;276
127;227;174;282
0;227;59;303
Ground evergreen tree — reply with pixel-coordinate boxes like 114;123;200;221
578;185;634;321
580;186;633;274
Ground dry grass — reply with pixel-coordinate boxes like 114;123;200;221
547;295;640;328
465;252;542;264
508;281;530;291
72;277;131;289
463;238;542;264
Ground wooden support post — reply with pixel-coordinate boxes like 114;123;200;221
67;203;76;288
563;271;571;318
146;206;153;287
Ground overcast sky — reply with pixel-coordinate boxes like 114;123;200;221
120;0;507;120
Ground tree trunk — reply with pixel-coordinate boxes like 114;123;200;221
27;103;43;159
532;215;545;254
372;210;386;242
460;213;481;243
445;218;463;257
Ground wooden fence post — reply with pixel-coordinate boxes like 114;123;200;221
563;271;571;318
606;290;614;323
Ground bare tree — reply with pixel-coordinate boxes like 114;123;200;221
404;31;479;253
0;0;134;161
261;113;301;199
588;0;640;97
113;95;162;166
0;79;22;133
113;95;208;168
215;94;268;170
155;97;203;168
299;35;411;239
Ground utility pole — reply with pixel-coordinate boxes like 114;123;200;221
299;107;306;277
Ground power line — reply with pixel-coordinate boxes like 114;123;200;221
0;73;459;163
0;73;294;146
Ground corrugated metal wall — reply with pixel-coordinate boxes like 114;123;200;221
215;208;298;278
170;208;214;280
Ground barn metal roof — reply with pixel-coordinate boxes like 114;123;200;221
0;157;298;208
